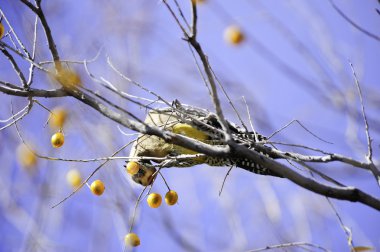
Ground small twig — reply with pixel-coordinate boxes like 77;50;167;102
268;119;333;144
256;142;370;171
162;0;231;135
0;102;29;123
296;161;345;187
190;0;198;38
329;0;380;42
129;186;148;232
246;241;330;252
173;0;191;31
159;171;171;191
219;166;233;196
0;41;49;72
162;0;189;37
1;100;33;131
349;61;380;186
0;8;32;58
51;142;133;208
1;47;28;86
19;0;39;13
26;14;39;87
210;65;248;132
349;62;372;160
34;0;61;70
242;96;259;142
326;198;355;250
187;43;211;96
107;56;172;107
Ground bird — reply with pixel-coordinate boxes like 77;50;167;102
125;104;282;186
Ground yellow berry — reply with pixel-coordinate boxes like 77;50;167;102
124;233;140;247
0;23;4;39
66;169;82;188
126;161;140;175
90;180;105;196
165;190;178;206
17;144;37;168
147;193;162;208
192;0;206;4
54;68;82;88
51;132;64;148
50;108;67;128
224;25;245;45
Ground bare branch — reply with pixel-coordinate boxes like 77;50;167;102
349;61;380;186
0;100;32;131
19;0;38;13
33;0;61;69
162;0;189;37
1;48;28;86
329;0;380;42
51;141;134;208
231;142;380;211
247;241;330;252
26;14;39;87
0;84;67;98
190;0;197;38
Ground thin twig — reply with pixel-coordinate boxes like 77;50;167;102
187;43;212;96
349;61;380;186
129;186;148;232
268;119;333;144
210;65;248;132
190;0;197;38
326;198;355;251
0;102;29;123
173;0;191;31
1;48;28;86
329;0;380;42
246;241;330;252
107;56;172;107
162;0;189;37
51;142;133;208
1;100;33;131
219;166;233;196
26;14;39;87
34;0;61;69
242;96;259;142
0;7;32;57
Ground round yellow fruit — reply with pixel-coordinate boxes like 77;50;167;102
192;0;206;4
54;68;82;88
126;161;140;175
51;132;65;148
66;169;82;188
0;23;5;39
17;145;37;168
90;180;105;196
165;190;178;206
224;25;245;45
50;108;67;128
124;233;140;247
147;193;162;208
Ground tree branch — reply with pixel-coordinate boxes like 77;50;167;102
0;84;67;98
231;142;380;211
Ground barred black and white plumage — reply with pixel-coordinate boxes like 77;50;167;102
126;105;282;186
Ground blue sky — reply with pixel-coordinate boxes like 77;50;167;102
0;0;379;251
